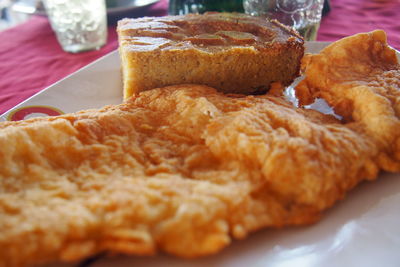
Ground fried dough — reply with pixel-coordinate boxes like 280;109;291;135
0;84;380;267
296;30;400;171
0;31;399;267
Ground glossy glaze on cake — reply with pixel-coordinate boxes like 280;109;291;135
117;12;304;98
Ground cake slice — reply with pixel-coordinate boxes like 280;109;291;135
117;12;304;99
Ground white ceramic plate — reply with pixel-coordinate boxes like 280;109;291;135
2;42;400;267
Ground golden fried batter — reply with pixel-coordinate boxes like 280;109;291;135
0;31;400;267
0;31;399;267
296;30;400;171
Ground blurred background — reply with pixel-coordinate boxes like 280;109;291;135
0;0;165;30
1;0;332;31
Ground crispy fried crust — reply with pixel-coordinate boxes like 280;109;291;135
296;30;400;171
0;31;399;267
0;83;381;267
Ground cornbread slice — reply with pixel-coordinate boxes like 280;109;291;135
117;12;304;99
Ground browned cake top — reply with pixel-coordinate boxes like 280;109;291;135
117;12;304;52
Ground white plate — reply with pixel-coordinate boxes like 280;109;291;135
2;42;400;267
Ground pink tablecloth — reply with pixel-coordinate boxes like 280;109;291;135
318;0;400;47
0;0;399;115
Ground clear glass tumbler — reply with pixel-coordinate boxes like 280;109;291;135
243;0;324;41
43;0;107;53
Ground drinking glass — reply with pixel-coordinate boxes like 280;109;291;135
43;0;108;53
243;0;324;41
